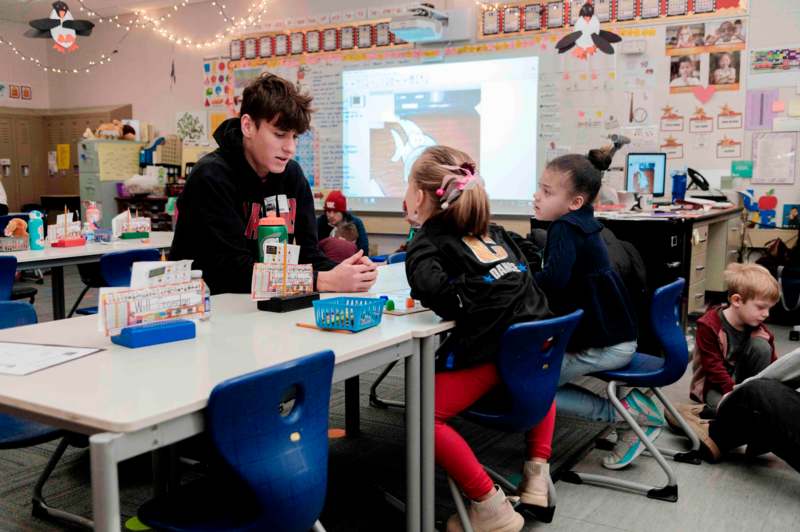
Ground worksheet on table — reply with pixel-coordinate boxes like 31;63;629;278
0;342;102;376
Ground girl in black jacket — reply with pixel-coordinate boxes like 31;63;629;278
533;151;665;470
405;146;552;532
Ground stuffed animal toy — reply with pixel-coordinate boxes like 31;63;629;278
95;119;123;139
4;218;28;239
82;127;96;139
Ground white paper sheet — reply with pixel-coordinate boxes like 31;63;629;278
0;342;101;376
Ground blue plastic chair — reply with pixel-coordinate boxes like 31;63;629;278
138;349;335;532
562;278;701;503
0;301;91;527
69;248;161;317
449;310;583;527
386;251;407;264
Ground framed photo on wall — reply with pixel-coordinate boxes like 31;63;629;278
357;24;373;48
693;0;716;13
376;22;390;46
616;0;637;21
229;40;242;60
274;34;288;56
340;26;355;49
641;0;661;18
290;32;304;54
503;6;521;33
21;86;31;100
323;28;338;51
305;31;320;53
243;38;257;59
258;36;272;58
547;1;564;29
482;8;499;35
524;4;542;30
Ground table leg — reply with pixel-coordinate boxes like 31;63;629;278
51;266;65;320
420;336;436;532
90;433;122;532
345;376;360;437
405;349;421;532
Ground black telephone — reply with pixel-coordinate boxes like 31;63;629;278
687;168;710;191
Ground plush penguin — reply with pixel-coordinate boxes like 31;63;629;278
27;2;94;53
556;1;621;59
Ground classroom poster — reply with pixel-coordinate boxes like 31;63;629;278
783;204;800;228
56;144;70;170
176;111;208;145
752;132;797;185
717;104;743;129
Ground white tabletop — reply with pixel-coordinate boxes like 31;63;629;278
8;232;173;268
0;291;450;434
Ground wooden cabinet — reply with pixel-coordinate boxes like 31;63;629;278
0;110;46;210
0;105;132;210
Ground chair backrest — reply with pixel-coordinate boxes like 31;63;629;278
490;310;583;433
0;256;18;301
649;278;689;384
0;301;38;329
387;251;406;264
99;249;161;287
206;349;335;532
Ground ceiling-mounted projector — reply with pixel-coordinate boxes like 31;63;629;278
390;3;469;43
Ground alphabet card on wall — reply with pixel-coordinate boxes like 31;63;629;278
661;135;685;159
717;135;742;158
660;105;685;131
717;104;743;129
689;107;714;133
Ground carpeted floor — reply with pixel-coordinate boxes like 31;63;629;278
0;362;605;531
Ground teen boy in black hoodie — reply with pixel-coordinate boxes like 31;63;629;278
170;74;377;294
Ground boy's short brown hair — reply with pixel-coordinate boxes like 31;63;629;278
724;263;780;303
334;222;358;243
240;73;313;133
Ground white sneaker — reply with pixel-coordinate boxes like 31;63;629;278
446;486;524;532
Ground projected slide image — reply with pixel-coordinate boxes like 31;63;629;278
368;90;481;198
342;56;539;205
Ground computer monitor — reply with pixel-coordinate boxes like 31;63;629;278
626;153;667;197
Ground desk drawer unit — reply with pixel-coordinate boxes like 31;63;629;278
688;280;707;314
690;251;707;285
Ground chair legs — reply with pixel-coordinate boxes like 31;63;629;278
448;466;557;531
648;387;702;465
562;381;679;502
67;285;91;319
368;361;405;409
32;437;94;528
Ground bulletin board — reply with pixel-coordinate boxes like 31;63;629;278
216;0;757;214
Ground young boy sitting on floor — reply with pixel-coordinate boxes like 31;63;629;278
690;263;780;417
319;222;359;263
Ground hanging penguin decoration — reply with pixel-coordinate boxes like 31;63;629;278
556;1;621;59
27;2;94;54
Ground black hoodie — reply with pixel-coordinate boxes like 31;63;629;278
406;217;552;370
170;118;336;294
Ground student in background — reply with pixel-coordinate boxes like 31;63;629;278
690;263;778;417
405;146;553;532
316;190;369;255
319;222;358;263
670;56;701;87
532;149;665;470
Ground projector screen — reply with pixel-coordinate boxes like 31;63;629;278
341;55;539;214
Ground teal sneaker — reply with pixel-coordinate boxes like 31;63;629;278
602;426;662;470
621;389;666;427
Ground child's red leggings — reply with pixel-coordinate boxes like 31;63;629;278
435;362;556;500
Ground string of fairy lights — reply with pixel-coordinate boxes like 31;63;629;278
1;0;271;74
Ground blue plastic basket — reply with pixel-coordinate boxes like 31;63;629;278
312;297;384;332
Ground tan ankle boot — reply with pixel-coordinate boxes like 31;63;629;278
446;486;524;532
518;461;549;507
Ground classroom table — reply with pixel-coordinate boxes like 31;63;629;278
0;280;452;531
6;231;173;320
